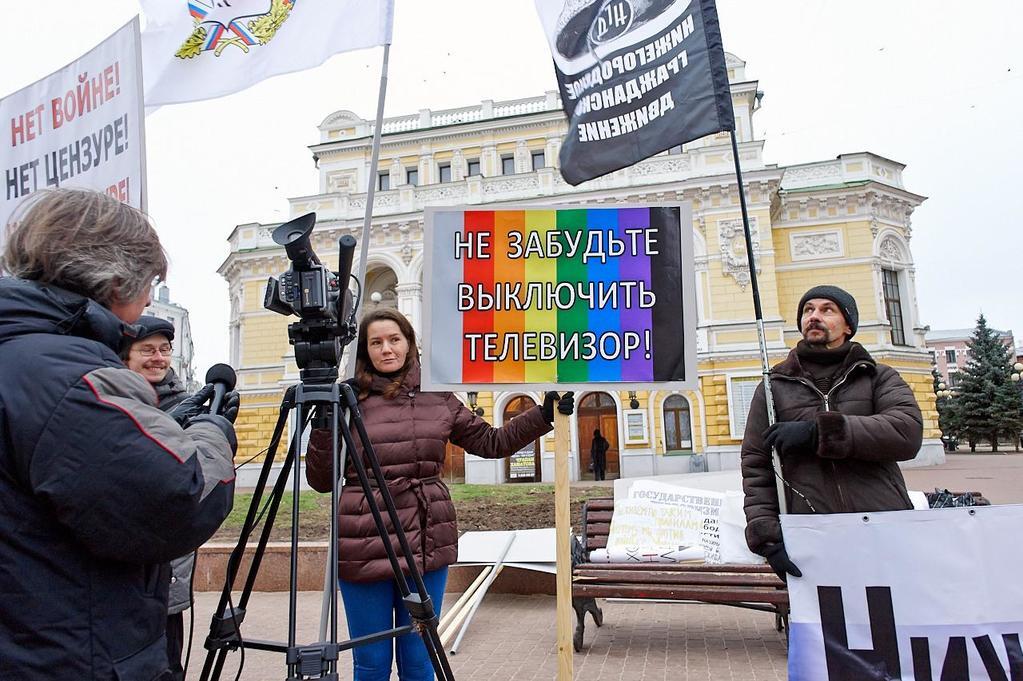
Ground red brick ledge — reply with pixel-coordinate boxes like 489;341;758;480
196;543;555;595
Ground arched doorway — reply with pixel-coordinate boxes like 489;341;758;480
503;395;540;482
578;392;619;480
363;267;398;310
663;395;693;453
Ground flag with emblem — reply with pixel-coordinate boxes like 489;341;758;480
141;0;394;106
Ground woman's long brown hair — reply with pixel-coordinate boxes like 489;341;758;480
353;308;419;400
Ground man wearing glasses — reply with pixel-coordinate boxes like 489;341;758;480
123;316;193;680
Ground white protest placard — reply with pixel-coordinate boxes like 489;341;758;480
783;506;1023;681
605;480;723;561
1;18;146;229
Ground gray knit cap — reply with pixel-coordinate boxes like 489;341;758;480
797;285;858;338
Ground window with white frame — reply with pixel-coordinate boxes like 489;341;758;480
729;376;761;439
945;348;956;365
882;268;906;345
438;163;452;183
501;155;515;175
531;150;545;170
663;395;692;451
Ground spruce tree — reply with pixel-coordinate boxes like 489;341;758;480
949;314;1023;451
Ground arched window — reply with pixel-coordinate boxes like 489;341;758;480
663;395;692;452
364;267;398;310
503;396;539;482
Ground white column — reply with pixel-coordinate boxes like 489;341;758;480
396;282;423;331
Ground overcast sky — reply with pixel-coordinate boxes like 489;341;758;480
2;1;1020;376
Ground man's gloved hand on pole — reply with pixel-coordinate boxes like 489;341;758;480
763;421;818;457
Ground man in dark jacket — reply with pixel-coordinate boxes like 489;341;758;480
741;285;923;580
0;189;238;680
123;315;238;680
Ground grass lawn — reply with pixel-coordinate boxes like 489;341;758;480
213;483;611;543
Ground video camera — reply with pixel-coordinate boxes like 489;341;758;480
262;212;358;383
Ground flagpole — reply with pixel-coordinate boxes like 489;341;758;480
320;43;392;641
729;129;787;514
353;41;391;369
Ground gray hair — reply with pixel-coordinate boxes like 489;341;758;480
2;189;167;307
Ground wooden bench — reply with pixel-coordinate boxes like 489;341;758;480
571;497;789;652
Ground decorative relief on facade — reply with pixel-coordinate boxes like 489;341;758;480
879;236;906;262
790;230;842;261
717;217;759;290
631;156;692;177
418;185;465;202
483;176;539;194
784;163;841;185
327;171;356;193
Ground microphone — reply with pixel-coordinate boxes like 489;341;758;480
205;363;237;415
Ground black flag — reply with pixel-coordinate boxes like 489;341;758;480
536;0;734;185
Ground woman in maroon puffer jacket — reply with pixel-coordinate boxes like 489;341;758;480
305;308;571;681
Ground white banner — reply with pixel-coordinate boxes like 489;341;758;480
783;506;1023;681
141;0;394;106
1;18;146;229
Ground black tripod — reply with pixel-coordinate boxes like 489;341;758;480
198;367;456;680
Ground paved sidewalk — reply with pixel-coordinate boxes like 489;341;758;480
184;591;787;680
901;453;1023;504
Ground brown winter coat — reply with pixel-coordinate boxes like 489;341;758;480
741;342;922;555
305;363;552;583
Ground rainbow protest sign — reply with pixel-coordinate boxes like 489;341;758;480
423;205;696;390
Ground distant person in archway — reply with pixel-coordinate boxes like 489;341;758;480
591;429;610;481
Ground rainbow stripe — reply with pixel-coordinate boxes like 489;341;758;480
430;207;685;385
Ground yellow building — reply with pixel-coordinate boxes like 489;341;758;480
220;54;942;485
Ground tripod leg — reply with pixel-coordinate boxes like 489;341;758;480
199;402;293;681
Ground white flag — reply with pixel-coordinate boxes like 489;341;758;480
140;0;394;106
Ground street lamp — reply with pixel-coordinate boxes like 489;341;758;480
1011;362;1023;383
466;391;484;417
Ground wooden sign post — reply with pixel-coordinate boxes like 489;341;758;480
554;409;573;680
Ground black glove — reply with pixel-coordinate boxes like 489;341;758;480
167;384;215;427
764;542;802;581
763;421;817;457
186;414;238;453
541;391;575;423
217;390;240;424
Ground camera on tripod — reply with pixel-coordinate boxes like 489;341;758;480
262;212;358;384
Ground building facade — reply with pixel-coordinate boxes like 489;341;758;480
220;54;944;484
144;284;198;390
926;328;1016;388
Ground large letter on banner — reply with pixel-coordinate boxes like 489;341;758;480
782;507;1023;681
533;0;734;185
0;18;146;231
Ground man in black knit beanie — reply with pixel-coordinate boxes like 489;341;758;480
740;285;923;581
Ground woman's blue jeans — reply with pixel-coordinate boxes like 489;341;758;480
339;567;448;681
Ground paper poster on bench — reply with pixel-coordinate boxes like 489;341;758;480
605;480;723;559
782;506;1023;681
422;204;697;392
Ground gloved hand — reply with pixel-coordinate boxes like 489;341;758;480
167;384;215;427
217;390;241;423
541;391;576;423
764;542;802;581
763;421;817;457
